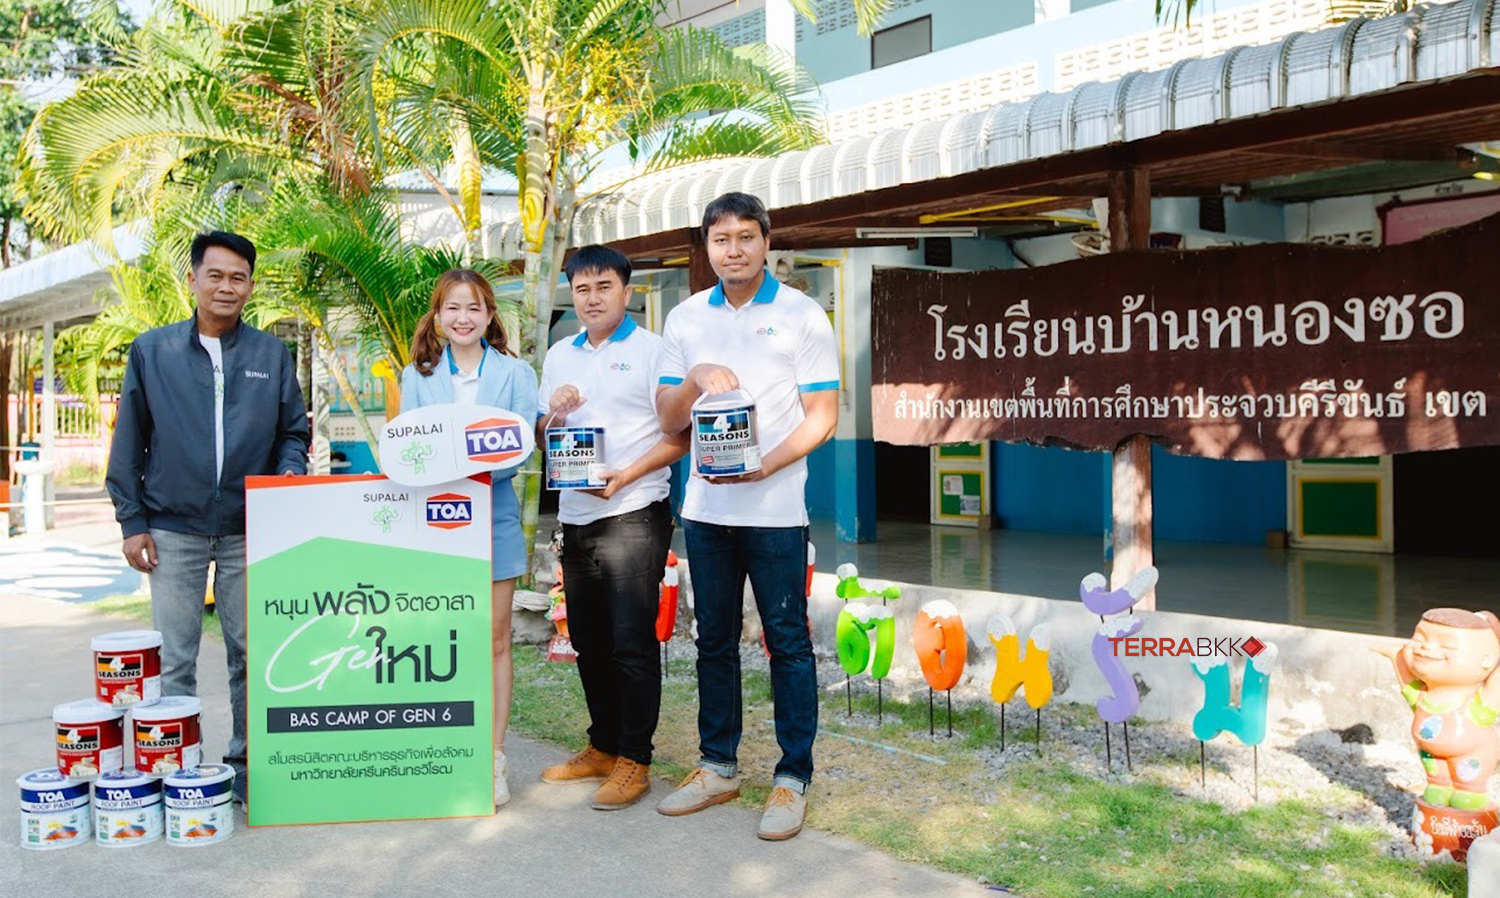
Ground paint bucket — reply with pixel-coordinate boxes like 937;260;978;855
545;426;607;489
93;770;163;847
54;699;124;780
17;768;91;850
92;630;163;708
131;696;203;776
691;391;760;477
164;765;235;847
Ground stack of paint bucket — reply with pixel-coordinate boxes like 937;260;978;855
18;629;234;851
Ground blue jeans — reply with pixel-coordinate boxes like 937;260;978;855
684;520;815;789
148;530;247;775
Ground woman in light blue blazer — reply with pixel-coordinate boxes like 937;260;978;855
400;269;538;809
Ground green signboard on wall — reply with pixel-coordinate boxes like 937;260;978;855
245;475;495;825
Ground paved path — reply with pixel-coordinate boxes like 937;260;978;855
0;529;994;898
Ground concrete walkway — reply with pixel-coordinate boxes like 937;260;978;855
0;534;993;898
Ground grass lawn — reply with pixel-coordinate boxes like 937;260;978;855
86;593;1466;898
513;646;1466;898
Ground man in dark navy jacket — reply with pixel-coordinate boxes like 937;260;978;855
106;231;308;800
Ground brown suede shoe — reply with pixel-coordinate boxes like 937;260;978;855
592;758;651;810
541;745;618;784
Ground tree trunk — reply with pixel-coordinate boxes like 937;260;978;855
0;333;11;481
2;216;11;270
451;117;485;263
310;323;381;459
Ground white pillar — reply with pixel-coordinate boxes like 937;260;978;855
765;0;797;60
42;320;56;529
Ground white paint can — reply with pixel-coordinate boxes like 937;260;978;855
17;768;91;850
92;629;163;708
545;426;607;489
165;764;235;847
93;770;163;847
53;699;124;780
691;391;760;476
131;696;203;776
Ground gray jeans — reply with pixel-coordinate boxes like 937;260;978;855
148;529;248;772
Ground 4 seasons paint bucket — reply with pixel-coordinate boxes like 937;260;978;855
164;765;235;847
131;696;203;776
92;630;162;708
53;699;124;780
545;426;607;489
93;770;163;847
17;768;91;850
691;391;760;477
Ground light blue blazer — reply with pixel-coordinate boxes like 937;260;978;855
400;345;539;581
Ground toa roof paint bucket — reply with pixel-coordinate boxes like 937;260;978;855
545;426;607;489
53;699;124;780
131;696;203;776
93;770;163;847
92;630;162;708
691;391;760;477
17;768;91;850
165;765;235;847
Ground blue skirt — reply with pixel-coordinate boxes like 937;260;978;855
490;474;527;581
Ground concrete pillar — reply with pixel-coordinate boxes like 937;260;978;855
41;320;55;529
834;250;876;543
764;0;797;60
1106;169;1153;607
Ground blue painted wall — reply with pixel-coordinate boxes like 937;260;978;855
795;0;1034;84
988;442;1287;545
805;440;837;517
1151;446;1286;545
993;443;1107;534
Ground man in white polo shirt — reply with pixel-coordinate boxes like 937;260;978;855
654;192;839;841
535;245;687;810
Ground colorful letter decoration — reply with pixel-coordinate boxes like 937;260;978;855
832;562;900;678
914;600;967;691
987;616;1053;709
1080;567;1157;724
1191;645;1278;746
836;605;896;678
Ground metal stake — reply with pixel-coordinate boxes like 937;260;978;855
1105;723;1113;772
1035;709;1042;756
928;687;935;736
1001;703;1007;752
1200;741;1206;788
846;674;852;716
946;690;953;738
1124;721;1133;772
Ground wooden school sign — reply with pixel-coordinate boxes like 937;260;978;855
871;213;1500;460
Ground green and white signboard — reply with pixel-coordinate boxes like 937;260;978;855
245;474;494;825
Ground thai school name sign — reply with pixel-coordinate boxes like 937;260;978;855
245;474;494;825
871;213;1500;460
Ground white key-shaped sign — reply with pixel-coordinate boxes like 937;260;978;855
378;403;536;487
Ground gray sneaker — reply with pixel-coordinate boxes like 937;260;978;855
656;767;740;817
756;786;805;841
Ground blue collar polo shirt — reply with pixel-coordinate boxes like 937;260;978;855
538;315;672;526
657;273;840;528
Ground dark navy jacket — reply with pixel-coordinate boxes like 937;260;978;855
106;317;309;537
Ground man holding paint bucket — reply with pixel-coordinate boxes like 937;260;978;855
654;193;839;840
107;231;309;806
535;245;687;809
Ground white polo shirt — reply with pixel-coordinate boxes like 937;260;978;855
659;273;839;527
537;315;671;526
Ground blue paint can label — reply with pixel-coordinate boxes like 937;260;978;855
17;768;91;850
546;427;607;489
94;771;163;847
693;401;760;476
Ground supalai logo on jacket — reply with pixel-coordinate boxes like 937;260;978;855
244;370;270;379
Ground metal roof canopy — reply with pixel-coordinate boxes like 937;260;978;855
609;69;1500;261
560;0;1500;261
0;223;144;332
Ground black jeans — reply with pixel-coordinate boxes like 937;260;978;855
560;500;674;765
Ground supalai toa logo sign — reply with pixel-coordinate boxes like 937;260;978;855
465;418;526;464
426;493;473;530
